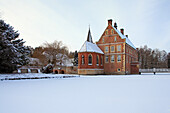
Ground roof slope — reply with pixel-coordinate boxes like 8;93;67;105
79;41;104;54
112;26;136;49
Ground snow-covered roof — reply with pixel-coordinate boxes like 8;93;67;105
79;41;104;54
112;26;136;49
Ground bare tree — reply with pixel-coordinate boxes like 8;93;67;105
42;40;69;66
138;45;168;69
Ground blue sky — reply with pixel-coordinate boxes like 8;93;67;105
0;0;170;52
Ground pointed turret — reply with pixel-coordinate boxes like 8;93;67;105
87;28;93;43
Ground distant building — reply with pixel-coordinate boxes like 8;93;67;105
78;19;139;75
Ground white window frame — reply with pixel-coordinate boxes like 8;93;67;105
111;55;115;62
117;55;121;62
117;45;121;51
105;46;109;52
110;46;115;52
105;55;109;63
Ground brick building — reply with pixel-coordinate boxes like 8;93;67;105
78;19;139;75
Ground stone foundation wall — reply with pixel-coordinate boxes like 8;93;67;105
78;69;104;75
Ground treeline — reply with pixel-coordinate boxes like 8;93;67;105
138;45;169;69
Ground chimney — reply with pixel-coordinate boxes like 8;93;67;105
120;28;124;35
125;35;128;38
114;22;117;29
108;19;112;25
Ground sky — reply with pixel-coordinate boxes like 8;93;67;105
0;0;170;52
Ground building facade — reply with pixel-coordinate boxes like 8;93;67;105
78;19;139;75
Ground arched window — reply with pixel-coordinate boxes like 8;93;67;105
96;55;99;65
88;54;92;65
101;56;103;65
82;55;84;64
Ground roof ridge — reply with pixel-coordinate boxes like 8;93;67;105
112;25;136;49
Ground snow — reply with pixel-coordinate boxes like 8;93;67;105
0;73;170;113
79;41;104;54
112;26;136;49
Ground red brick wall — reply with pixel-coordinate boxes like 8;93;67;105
96;22;139;74
130;62;139;74
78;52;104;69
96;23;126;74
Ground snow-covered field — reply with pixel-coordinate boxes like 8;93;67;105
0;73;170;113
0;73;79;80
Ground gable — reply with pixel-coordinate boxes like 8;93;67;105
96;24;136;49
96;25;125;44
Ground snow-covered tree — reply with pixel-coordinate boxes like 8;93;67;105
42;40;69;66
0;20;31;73
73;50;78;66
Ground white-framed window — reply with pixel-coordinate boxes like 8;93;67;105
96;55;99;65
105;55;109;63
117;45;121;51
114;37;117;42
82;55;84;64
117;68;121;72
105;46;109;52
117;55;121;62
88;54;92;65
110;46;115;52
111;55;115;62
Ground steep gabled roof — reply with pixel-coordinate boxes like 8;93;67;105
79;41;104;54
112;25;136;49
79;29;104;54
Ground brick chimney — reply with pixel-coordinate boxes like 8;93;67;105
120;28;124;35
114;22;117;29
125;35;128;38
108;19;112;25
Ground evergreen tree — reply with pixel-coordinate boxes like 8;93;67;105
73;50;78;66
0;20;31;73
